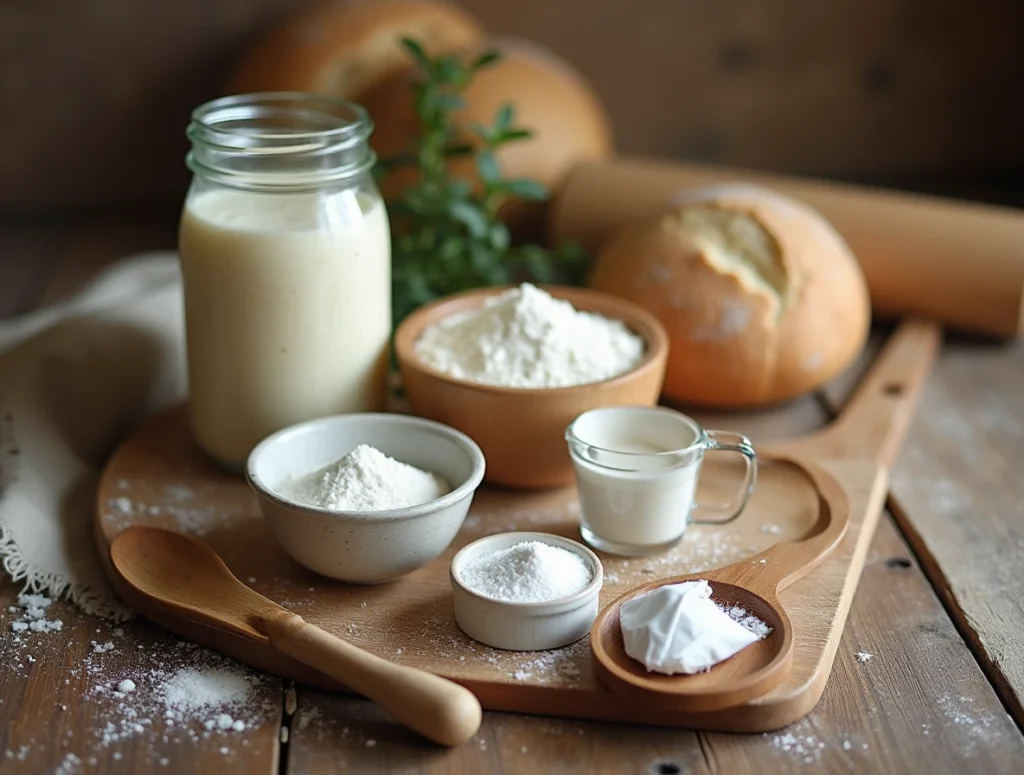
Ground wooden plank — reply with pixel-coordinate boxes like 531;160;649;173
0;220;285;773
2;1;1024;211
0;578;283;774
823;330;1024;729
705;512;1024;773
33;215;177;307
885;338;1024;725
283;513;1024;773
0;221;64;317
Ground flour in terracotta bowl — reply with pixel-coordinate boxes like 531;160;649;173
414;283;646;388
277;443;451;512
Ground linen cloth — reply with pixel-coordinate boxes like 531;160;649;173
0;252;187;620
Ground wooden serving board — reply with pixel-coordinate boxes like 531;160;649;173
94;319;940;733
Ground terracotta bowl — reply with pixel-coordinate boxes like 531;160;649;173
393;285;669;489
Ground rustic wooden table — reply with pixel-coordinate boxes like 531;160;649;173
1;214;1022;774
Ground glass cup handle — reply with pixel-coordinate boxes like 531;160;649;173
690;430;758;526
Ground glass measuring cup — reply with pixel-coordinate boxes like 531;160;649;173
565;405;757;556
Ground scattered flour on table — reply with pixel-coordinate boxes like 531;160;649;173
297;705;322;732
1;619;276;768
765;720;872;764
8;593;63;633
104;482;243;537
278;444;450;511
55;752;82;774
767;727;828;764
86;652;270;751
414;613;589;687
935;694;1009;754
458;540;592;602
414;283;646;388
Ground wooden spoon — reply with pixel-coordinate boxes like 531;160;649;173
109;525;482;747
590;456;850;713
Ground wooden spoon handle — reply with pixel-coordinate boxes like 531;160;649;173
262;613;482;747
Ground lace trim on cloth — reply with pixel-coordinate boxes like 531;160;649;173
0;252;184;622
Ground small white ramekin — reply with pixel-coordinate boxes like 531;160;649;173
449;531;604;651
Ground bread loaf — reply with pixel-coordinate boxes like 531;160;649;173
586;184;871;407
361;37;613;240
228;0;484;102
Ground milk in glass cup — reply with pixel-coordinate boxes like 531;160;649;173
565;406;757;556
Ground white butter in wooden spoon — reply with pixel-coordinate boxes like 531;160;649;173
620;580;760;675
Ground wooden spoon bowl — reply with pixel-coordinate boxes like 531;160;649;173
590;455;848;712
592;579;793;713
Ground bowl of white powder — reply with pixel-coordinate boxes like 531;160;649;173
449;531;604;651
246;413;485;583
394;283;669;489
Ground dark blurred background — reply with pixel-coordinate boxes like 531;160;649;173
1;0;1023;215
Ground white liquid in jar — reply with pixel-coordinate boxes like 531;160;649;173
178;188;391;467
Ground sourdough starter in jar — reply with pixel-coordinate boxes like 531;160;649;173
178;93;391;469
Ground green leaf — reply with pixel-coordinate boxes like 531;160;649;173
401;38;432;73
468;242;495;274
502;178;549;201
475;149;501;185
471;50;502;70
430;93;466;112
443;143;475;157
467;122;493;144
436;56;468;86
383;36;591;328
488;222;510;252
494;104;514;132
447;179;472;199
448;200;489;238
439;236;463;261
496;128;532;144
484;262;510;285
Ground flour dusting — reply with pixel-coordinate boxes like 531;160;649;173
8;593;63;633
1;611;276;769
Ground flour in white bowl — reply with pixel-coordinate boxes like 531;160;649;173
278;444;451;512
414;283;646;388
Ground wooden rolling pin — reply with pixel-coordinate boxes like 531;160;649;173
548;157;1024;339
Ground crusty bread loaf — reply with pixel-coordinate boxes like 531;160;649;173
586;183;871;407
361;36;613;240
227;0;484;102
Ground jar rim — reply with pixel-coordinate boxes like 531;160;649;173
185;91;377;192
187;91;372;147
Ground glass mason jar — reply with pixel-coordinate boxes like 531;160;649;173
178;92;391;470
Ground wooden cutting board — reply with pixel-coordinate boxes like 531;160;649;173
94;319;940;733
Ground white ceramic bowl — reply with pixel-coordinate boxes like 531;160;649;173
449;531;604;651
247;413;486;584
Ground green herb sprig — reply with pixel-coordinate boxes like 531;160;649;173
375;38;589;327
